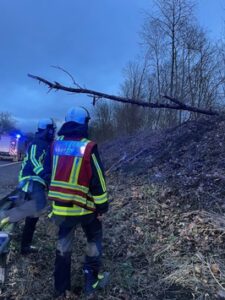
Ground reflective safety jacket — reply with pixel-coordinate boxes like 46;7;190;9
48;135;108;217
18;132;50;192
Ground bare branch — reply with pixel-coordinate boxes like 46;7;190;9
28;73;219;116
161;94;183;106
51;65;83;88
87;94;102;106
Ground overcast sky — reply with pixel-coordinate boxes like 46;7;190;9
0;0;224;132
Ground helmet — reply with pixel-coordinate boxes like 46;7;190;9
38;118;56;130
65;107;90;124
37;118;56;141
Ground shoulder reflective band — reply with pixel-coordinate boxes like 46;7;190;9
54;141;87;157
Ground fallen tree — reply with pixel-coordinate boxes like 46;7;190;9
28;73;219;116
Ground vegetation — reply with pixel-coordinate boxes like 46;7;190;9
0;112;17;134
92;0;225;141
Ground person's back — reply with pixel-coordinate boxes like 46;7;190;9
47;107;109;297
19;127;52;190
0;118;56;254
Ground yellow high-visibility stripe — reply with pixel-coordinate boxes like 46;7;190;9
92;280;99;289
74;158;82;183
52;208;92;216
52;154;59;179
92;154;106;192
30;145;38;167
22;182;29;192
50;180;89;193
35;166;44;175
69;157;83;184
70;138;88;184
19;154;28;181
30;145;45;175
19;175;46;185
93;192;108;204
52;200;95;210
52;203;93;216
70;157;77;183
52;136;64;179
49;190;89;204
38;150;46;165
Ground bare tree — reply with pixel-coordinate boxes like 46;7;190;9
126;0;225;128
144;0;194;125
116;60;148;134
0;112;17;133
92;101;114;141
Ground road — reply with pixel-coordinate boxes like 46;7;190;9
0;161;21;198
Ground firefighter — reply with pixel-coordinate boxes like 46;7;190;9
45;107;109;298
0;118;56;254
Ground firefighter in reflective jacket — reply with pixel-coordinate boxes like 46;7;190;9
45;107;109;297
0;119;56;254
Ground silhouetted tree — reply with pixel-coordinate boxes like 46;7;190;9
0;112;17;133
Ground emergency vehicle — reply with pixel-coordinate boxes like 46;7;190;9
0;133;27;161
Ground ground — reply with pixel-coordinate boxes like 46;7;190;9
0;162;21;199
1;116;225;299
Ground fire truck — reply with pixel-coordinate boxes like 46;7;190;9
0;133;28;162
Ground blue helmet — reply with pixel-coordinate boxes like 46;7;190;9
38;118;56;130
65;107;90;124
37;118;56;141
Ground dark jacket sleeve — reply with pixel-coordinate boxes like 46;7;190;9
89;145;109;214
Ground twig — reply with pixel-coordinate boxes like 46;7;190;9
105;153;127;175
87;94;102;106
153;244;173;261
206;260;225;291
161;94;185;107
105;147;152;175
51;65;82;88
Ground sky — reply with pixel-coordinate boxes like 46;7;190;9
0;0;224;132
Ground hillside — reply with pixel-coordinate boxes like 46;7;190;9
101;115;225;299
2;116;225;300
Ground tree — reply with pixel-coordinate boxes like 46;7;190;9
142;0;196;126
136;0;225;127
116;61;147;134
0;112;17;133
90;101;114;142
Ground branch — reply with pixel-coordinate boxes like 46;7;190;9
51;65;82;88
161;94;184;106
161;94;219;115
28;74;219;116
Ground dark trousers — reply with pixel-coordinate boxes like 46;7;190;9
10;182;46;250
21;216;39;249
54;214;102;294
